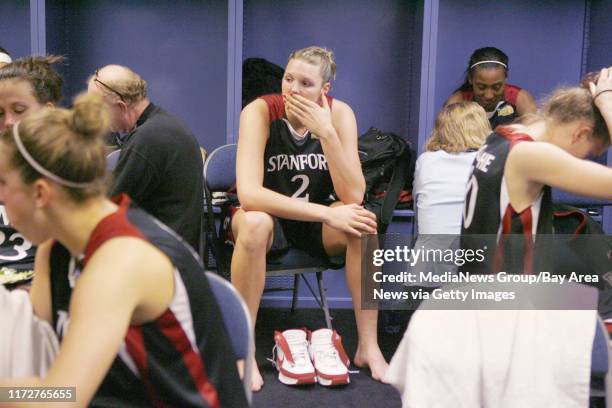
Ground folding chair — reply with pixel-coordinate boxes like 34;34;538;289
203;144;343;329
206;271;253;405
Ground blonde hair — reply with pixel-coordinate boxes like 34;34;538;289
540;84;610;145
426;102;491;153
288;46;336;83
1;93;110;202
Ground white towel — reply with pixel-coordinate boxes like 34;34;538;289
0;285;59;377
386;295;596;407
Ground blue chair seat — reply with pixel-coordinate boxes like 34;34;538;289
266;249;343;275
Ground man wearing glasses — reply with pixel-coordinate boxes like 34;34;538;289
87;65;203;251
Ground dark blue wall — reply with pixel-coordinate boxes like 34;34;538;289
586;0;612;73
434;0;586;116
46;0;228;152
0;1;31;59
409;0;424;142
243;0;421;143
586;0;612;233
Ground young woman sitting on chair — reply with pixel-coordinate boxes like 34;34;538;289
232;46;386;391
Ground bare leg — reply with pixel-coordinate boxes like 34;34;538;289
344;234;389;381
231;209;274;392
322;208;389;382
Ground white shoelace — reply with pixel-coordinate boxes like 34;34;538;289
269;338;311;367
312;339;360;374
287;338;310;366
312;341;343;368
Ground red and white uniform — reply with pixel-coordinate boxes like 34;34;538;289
49;194;247;407
461;128;553;274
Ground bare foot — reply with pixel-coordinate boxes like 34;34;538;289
354;345;390;382
251;359;264;392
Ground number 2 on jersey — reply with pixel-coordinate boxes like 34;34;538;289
291;174;310;202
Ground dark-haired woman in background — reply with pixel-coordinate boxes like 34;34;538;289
446;46;537;129
0;47;12;68
0;56;64;287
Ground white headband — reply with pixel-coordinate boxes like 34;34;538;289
470;60;507;70
12;122;93;189
0;53;12;64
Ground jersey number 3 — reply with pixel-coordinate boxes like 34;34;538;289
0;230;32;261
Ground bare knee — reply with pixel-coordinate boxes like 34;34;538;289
234;211;273;254
323;220;369;256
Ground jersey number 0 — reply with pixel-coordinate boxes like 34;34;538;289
463;174;479;229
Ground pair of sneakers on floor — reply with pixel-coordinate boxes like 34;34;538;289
272;328;350;386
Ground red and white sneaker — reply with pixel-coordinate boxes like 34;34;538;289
272;329;316;385
309;328;350;386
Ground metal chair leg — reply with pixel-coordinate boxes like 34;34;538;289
316;271;333;329
290;274;300;313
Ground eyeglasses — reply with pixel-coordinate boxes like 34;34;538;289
94;69;126;103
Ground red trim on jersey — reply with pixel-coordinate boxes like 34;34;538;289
157;309;220;408
496;204;535;274
496;126;534;149
126;326;167;407
494;206;515;270
501;206;514;235
83;194;145;264
519;207;534;274
261;94;285;122
461;90;472;101
461;83;522;105
504;84;521;105
260;93;334;123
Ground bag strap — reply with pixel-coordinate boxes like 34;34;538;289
554;209;588;237
379;148;411;227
